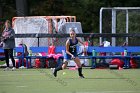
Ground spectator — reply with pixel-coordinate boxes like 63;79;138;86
1;20;16;71
16;40;29;68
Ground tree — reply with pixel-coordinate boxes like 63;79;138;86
0;0;4;18
15;0;29;16
29;0;64;16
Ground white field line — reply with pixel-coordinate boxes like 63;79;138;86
0;73;46;76
16;85;27;88
76;91;140;93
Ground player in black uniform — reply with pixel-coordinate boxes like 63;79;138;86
52;28;85;78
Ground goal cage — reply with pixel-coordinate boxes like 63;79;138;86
99;7;140;46
12;16;84;48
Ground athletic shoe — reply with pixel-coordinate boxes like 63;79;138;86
11;67;16;71
4;67;10;71
19;66;26;69
79;74;85;78
50;68;54;73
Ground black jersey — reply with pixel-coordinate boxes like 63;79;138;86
68;38;78;54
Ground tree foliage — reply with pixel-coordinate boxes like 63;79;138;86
0;0;140;34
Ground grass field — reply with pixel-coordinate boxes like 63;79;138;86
0;68;140;93
0;61;5;65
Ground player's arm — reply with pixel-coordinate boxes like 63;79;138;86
77;38;85;46
8;29;15;39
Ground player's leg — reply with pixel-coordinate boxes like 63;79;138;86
74;57;85;78
4;49;10;70
62;60;68;69
52;53;71;77
9;49;16;67
52;60;69;77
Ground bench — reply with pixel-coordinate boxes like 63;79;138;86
25;47;49;68
27;46;106;68
26;46;140;69
26;46;67;68
87;46;140;68
14;47;25;67
0;48;4;59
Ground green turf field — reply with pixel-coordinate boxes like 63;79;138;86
0;68;140;93
0;61;5;65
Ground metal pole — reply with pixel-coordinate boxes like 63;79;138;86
36;34;39;47
99;8;103;45
126;9;129;44
37;37;39;47
112;9;116;46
